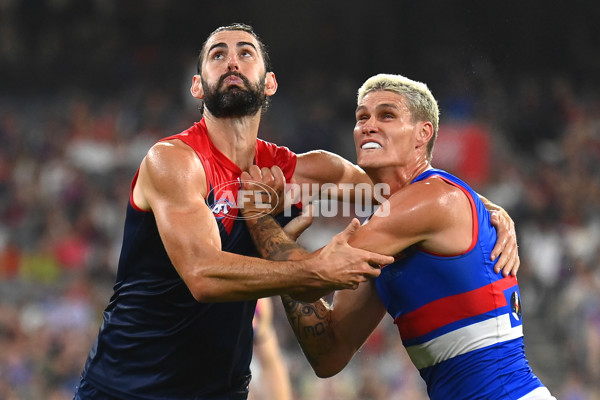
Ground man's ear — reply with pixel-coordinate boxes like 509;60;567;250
190;75;204;99
416;122;434;147
265;72;278;96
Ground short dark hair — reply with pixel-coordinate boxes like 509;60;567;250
197;23;272;74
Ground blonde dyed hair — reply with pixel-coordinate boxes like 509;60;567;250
357;74;440;161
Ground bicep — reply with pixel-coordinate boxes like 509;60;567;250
347;181;459;257
139;142;222;276
346;205;429;258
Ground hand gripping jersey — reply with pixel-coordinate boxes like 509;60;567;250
375;169;546;400
79;119;298;400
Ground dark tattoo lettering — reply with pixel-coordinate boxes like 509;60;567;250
282;295;331;338
281;295;334;366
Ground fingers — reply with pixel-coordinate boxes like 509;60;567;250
259;167;275;187
243;165;285;194
510;258;520;276
270;165;285;193
333;217;394;268
496;251;520;277
493;241;520;277
245;165;261;182
336;218;361;243
283;204;314;240
240;171;253;190
489;208;520;277
489;210;505;262
491;232;507;264
363;250;395;268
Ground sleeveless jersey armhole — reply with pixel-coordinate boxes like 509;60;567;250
437;176;479;253
418;175;479;257
129;169;148;213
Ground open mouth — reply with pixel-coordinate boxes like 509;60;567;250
361;142;382;150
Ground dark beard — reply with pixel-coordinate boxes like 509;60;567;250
201;72;267;118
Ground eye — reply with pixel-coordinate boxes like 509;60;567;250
211;51;225;60
239;47;255;58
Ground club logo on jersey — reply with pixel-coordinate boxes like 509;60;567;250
208;179;280;220
510;291;521;321
210;199;234;219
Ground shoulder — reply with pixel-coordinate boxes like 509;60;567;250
387;177;461;213
372;177;467;235
135;139;208;209
145;139;203;178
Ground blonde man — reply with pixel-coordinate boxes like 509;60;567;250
243;74;555;399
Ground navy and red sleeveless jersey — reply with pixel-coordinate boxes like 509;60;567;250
375;168;545;399
80;119;298;400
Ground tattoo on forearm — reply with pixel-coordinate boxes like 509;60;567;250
282;295;331;338
281;295;333;365
248;216;308;261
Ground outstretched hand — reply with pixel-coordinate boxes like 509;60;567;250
490;209;520;277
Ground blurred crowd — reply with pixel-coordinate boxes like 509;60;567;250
1;1;600;399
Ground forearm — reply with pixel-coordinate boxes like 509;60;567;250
281;294;339;376
245;215;333;301
181;251;313;302
246;215;310;261
294;150;375;204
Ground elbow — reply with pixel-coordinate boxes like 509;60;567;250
189;290;210;303
185;276;220;303
308;345;354;378
313;364;343;379
309;358;345;378
187;285;211;303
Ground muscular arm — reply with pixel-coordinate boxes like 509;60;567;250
294;151;520;274
135;140;351;302
135;140;309;301
293;150;375;203
135;141;390;302
281;279;386;378
249;178;468;377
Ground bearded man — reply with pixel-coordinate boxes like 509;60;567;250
74;24;518;400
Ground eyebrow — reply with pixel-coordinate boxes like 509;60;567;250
207;41;258;55
355;103;399;113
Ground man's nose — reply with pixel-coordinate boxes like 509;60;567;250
227;53;239;71
361;120;377;134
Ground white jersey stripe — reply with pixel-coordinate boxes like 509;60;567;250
518;387;556;400
406;314;523;369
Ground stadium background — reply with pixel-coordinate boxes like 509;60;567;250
1;0;599;398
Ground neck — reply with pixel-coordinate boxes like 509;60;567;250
365;161;432;199
203;111;262;171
